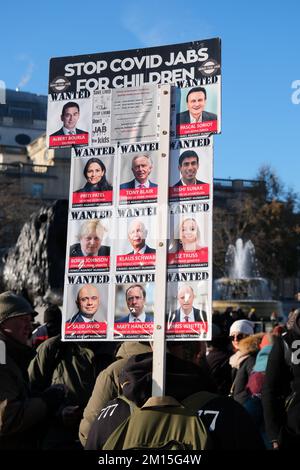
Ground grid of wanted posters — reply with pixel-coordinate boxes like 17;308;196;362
61;83;161;341
166;136;213;341
60;85;213;341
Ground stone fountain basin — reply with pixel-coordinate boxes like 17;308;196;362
212;299;282;320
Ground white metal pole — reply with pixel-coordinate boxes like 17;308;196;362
152;84;171;396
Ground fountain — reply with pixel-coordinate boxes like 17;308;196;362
213;239;282;319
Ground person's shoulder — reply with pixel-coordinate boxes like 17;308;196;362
99;245;110;256
120;180;134;189
202;111;217;121
116;315;129;323
176;110;189;117
145;312;154;321
70;243;81;256
173;180;182;187
176;110;189;123
149;181;158;188
35;334;61;353
66;313;79;323
50;128;63;136
76;128;88;135
74;186;85;193
145;245;156;254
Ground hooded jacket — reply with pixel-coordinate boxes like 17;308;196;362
85;352;264;450
79;341;152;447
0;331;47;449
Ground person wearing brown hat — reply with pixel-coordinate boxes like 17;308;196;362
0;291;65;449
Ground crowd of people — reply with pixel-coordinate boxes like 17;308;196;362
0;290;299;450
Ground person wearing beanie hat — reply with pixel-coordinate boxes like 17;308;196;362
228;317;258;406
0;291;65;449
229;319;254;352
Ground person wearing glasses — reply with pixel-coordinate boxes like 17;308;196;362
228;320;263;406
229;320;254;352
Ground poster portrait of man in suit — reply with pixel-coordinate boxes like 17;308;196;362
176;87;217;126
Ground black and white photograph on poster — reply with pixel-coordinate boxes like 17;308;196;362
116;208;156;271
71;148;115;207
92;89;112;146
108;85;159;144
64;280;109;340
174;82;221;137
168;203;210;269
118;142;159;205
47;98;92;148
68;217;111;272
113;275;155;339
169;138;212;202
166;272;210;340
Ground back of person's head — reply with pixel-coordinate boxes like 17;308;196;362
43;305;62;337
44;304;62;325
207;323;229;350
168;340;206;366
119;353;153;407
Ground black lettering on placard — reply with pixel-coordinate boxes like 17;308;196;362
68;274;110;284
118;207;157;218
170;138;210;150
167;271;209;282
176;75;219;88
73;146;115;157
50;90;90;101
115;273;155;284
169;203;210;214
119;142;159;153
71;210;113;220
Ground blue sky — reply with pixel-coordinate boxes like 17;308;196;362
1;0;299;194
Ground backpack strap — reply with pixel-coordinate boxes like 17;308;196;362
117;395;138;414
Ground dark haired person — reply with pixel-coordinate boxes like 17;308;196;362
76;158;112;192
173;150;205;187
177;87;217;125
116;285;153;323
32;305;62;348
51;101;88;136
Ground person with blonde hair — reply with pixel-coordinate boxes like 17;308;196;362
179;218;201;251
70;220;110;257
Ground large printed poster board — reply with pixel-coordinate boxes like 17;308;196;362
47;39;220;341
